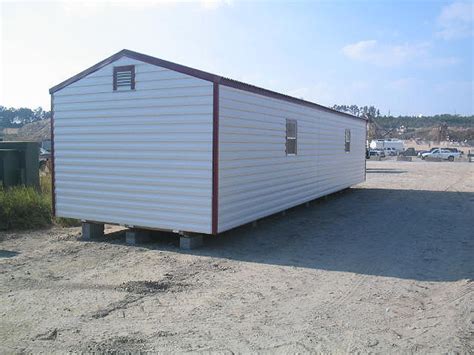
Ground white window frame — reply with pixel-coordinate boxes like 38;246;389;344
345;129;351;152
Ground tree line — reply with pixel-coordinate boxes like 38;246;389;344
0;106;51;129
1;104;472;130
331;104;473;129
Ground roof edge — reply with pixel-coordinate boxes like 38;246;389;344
49;49;366;122
49;49;220;95
219;78;366;121
49;50;127;94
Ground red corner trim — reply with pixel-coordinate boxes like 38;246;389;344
50;95;56;217
212;82;219;235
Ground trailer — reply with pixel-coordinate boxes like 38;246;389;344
50;49;367;247
369;139;404;151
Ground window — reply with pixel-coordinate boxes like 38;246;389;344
286;119;297;155
113;65;135;91
345;129;351;152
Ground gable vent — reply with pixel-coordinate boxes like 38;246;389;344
113;65;135;91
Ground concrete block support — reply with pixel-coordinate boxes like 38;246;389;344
126;229;151;245
180;234;203;250
82;222;104;240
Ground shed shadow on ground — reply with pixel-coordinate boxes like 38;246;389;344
103;187;473;283
187;188;473;282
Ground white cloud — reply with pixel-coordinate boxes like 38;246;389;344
200;0;234;10
287;84;335;105
286;81;372;108
388;78;423;90
342;40;460;68
342;40;431;66
436;2;473;40
59;0;232;14
59;0;176;16
424;56;461;67
342;40;377;60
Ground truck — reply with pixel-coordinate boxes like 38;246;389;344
421;148;461;161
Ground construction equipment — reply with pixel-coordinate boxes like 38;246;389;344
366;115;397;140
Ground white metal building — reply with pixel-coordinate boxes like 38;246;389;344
50;49;367;236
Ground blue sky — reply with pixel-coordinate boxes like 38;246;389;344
1;0;473;115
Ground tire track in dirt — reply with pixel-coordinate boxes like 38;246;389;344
306;181;461;350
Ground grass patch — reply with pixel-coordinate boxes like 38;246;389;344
0;185;52;230
40;174;52;195
0;173;80;230
55;217;82;227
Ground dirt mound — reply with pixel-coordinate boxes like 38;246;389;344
5;119;50;142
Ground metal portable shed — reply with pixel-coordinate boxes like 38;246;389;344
50;49;367;238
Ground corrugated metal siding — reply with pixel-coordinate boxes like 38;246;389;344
53;57;213;233
218;86;366;233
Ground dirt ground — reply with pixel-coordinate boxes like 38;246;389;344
1;159;473;353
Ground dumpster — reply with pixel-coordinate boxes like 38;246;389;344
0;142;39;188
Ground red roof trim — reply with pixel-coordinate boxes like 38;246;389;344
49;49;366;122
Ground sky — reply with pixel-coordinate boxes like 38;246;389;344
0;0;473;116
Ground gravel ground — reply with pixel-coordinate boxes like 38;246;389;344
0;159;473;353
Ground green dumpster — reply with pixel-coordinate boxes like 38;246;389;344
0;142;39;188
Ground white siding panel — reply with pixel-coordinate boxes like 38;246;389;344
54;86;211;104
55;78;208;97
218;86;366;233
53;57;213;234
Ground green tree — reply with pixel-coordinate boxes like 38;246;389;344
0;106;51;128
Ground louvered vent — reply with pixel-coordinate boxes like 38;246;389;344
113;65;135;91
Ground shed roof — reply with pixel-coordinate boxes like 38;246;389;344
49;49;366;121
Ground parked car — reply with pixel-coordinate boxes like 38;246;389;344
383;147;398;156
417;147;439;157
421;149;461;161
445;148;463;155
401;147;417;156
368;149;385;158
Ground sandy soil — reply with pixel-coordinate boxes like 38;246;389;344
1;160;473;353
